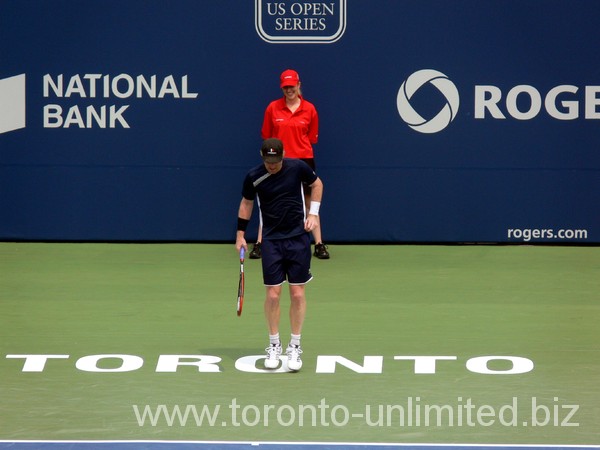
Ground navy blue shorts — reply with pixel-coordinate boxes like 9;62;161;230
261;233;313;286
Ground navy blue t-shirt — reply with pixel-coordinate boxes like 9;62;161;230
242;159;318;240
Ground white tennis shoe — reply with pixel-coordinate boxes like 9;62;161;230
286;344;303;371
264;343;282;369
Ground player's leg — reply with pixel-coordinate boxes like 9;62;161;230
284;234;312;371
263;284;282;368
289;284;306;336
286;284;305;372
261;240;285;368
264;284;282;335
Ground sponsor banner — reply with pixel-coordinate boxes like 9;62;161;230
0;1;598;242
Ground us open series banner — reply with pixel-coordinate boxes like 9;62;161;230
1;1;598;243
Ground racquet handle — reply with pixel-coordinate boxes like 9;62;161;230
240;247;245;260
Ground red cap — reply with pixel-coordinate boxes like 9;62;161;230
280;69;300;88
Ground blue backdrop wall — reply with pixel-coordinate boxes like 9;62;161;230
1;1;598;243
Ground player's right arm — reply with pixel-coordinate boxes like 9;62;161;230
236;197;254;253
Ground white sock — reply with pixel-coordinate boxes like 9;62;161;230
290;334;301;347
269;333;280;346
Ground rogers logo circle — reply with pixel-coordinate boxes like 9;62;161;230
397;69;460;134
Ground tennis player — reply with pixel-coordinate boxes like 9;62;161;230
235;137;324;371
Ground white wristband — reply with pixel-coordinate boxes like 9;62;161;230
309;201;321;216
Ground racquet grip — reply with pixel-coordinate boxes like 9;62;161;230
240;247;245;260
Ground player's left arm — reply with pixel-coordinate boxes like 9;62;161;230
305;177;323;232
309;177;322;203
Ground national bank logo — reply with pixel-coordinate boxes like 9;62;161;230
396;69;460;134
0;74;26;134
1;72;198;133
255;0;346;44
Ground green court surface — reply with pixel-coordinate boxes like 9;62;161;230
1;243;598;444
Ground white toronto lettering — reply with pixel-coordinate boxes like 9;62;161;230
316;356;384;373
6;354;69;372
156;355;222;373
5;354;535;374
466;356;534;374
393;356;457;374
75;354;144;372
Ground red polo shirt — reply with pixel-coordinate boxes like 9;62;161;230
261;97;319;159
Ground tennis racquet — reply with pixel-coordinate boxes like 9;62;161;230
236;247;245;316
